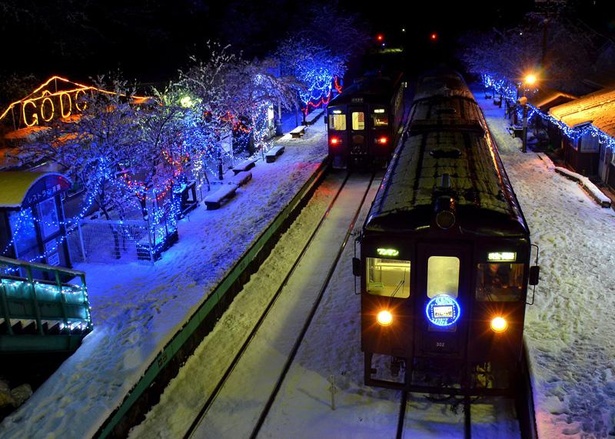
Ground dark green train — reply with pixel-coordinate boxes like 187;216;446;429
354;67;540;395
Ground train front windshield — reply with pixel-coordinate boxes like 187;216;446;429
328;111;346;131
366;257;410;298
476;262;524;301
371;108;389;127
365;258;524;299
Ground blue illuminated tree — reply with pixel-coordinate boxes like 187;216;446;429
131;85;191;222
175;42;244;180
289;3;372;65
275;37;345;123
269;2;371;120
223;57;303;157
176;42;303;168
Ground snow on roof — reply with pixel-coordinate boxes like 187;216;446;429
3;126;49;140
527;87;577;111
549;86;615;138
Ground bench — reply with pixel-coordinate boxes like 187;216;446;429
289;125;306;138
230;170;252;186
265;145;285;163
232;159;256;175
507;125;523;139
204;184;239;210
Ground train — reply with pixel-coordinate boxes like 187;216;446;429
353;67;540;395
326;71;407;170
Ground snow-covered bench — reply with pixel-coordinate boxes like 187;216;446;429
204;184;239;210
265;145;285;163
232;159;256;175
203;171;252;210
230;170;252;186
289;125;306;138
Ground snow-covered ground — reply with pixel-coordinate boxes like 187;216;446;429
1;84;615;439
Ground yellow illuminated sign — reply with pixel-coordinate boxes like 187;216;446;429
1;76;151;130
487;252;516;262
377;248;399;257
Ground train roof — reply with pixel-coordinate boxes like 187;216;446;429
364;70;529;237
411;68;475;103
328;73;403;107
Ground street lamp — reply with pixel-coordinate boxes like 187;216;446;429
520;74;537;153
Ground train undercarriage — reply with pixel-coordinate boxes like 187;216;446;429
364;352;521;397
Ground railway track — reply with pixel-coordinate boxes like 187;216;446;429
394;350;537;439
126;170;378;438
184;170;376;438
127;168;536;439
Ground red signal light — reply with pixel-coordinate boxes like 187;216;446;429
329;136;342;147
376;136;389;145
430;32;438;41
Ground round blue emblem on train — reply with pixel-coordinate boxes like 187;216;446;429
425;295;461;327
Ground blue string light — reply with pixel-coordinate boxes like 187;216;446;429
481;73;615;153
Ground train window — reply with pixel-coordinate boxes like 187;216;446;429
371;109;389;128
328;113;346;131
351;111;365;130
427;256;460;299
476;263;524;301
366;257;410;298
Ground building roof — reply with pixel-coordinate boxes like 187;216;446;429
548;86;615;138
0;171;71;209
528;87;577;112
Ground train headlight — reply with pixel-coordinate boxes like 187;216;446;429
490;316;509;333
377;310;393;326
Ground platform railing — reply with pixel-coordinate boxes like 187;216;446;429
0;256;93;353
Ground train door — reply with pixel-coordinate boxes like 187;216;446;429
368;106;392;167
414;243;472;360
347;105;367;166
327;106;349;169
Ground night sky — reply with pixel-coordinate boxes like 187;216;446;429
0;0;611;86
0;1;531;81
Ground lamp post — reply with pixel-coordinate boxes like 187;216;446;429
520;96;528;153
217;148;224;180
520;74;537;154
